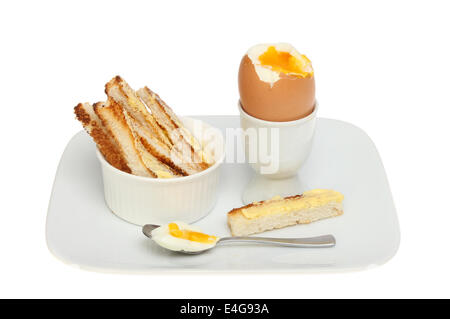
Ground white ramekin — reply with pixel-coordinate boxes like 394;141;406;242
96;117;225;226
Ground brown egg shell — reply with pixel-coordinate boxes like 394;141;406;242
238;55;315;122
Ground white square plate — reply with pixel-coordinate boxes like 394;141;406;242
46;116;400;273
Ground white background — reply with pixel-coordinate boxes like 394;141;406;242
1;0;449;298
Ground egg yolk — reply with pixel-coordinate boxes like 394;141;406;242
168;223;217;244
258;46;313;78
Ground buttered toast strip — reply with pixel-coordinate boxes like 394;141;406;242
74;102;131;173
74;76;213;178
135;140;181;178
137;87;213;169
105;76;172;148
122;110;182;178
94;101;154;177
227;190;344;236
124;110;200;176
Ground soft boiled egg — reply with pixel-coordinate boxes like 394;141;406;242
238;43;315;122
151;221;219;252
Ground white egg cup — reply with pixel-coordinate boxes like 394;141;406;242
238;101;317;204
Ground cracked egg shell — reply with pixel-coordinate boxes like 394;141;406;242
238;55;315;122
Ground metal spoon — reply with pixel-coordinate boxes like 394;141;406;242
142;224;335;254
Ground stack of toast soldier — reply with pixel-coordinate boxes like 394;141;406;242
75;76;213;178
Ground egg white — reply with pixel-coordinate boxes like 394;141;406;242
151;221;219;252
246;43;310;86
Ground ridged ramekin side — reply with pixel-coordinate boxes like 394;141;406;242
101;163;221;226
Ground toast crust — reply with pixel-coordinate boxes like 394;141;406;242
74;102;131;173
228;195;303;216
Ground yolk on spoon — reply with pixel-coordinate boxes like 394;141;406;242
168;223;217;244
258;46;313;78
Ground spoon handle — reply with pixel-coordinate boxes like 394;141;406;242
218;234;335;248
